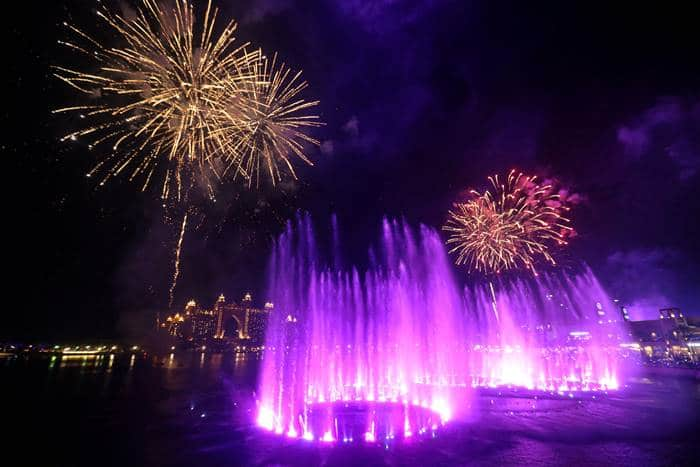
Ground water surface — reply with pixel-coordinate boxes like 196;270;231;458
2;353;698;466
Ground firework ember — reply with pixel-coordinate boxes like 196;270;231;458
443;170;575;275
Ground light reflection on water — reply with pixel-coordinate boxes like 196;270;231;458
1;352;698;466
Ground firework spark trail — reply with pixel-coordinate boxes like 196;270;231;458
489;281;500;322
169;212;188;309
443;170;574;276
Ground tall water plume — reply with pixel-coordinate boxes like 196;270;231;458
257;215;468;440
257;215;625;442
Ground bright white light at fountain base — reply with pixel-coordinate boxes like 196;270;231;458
469;376;619;393
255;398;451;444
430;398;452;422
256;406;275;432
257;375;618;441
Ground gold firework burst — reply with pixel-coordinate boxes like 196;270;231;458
54;0;322;202
443;170;574;275
54;0;323;308
214;52;323;188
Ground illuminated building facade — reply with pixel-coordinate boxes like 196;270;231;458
628;308;699;363
162;294;272;344
213;293;272;344
659;307;686;325
161;300;215;340
190;307;217;340
163;312;185;337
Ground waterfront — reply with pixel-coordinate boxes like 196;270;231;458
2;352;698;466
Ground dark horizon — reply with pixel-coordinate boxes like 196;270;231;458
4;0;700;340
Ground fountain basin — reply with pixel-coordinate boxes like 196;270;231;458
257;400;446;444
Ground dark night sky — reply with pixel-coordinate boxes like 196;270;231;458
3;0;699;340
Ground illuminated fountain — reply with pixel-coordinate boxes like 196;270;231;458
257;215;468;442
463;269;622;393
256;215;624;443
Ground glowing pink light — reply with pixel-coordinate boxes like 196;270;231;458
255;216;625;445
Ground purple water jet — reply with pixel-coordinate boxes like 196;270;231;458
257;215;626;443
464;269;623;392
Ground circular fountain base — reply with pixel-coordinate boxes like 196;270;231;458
260;401;446;444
